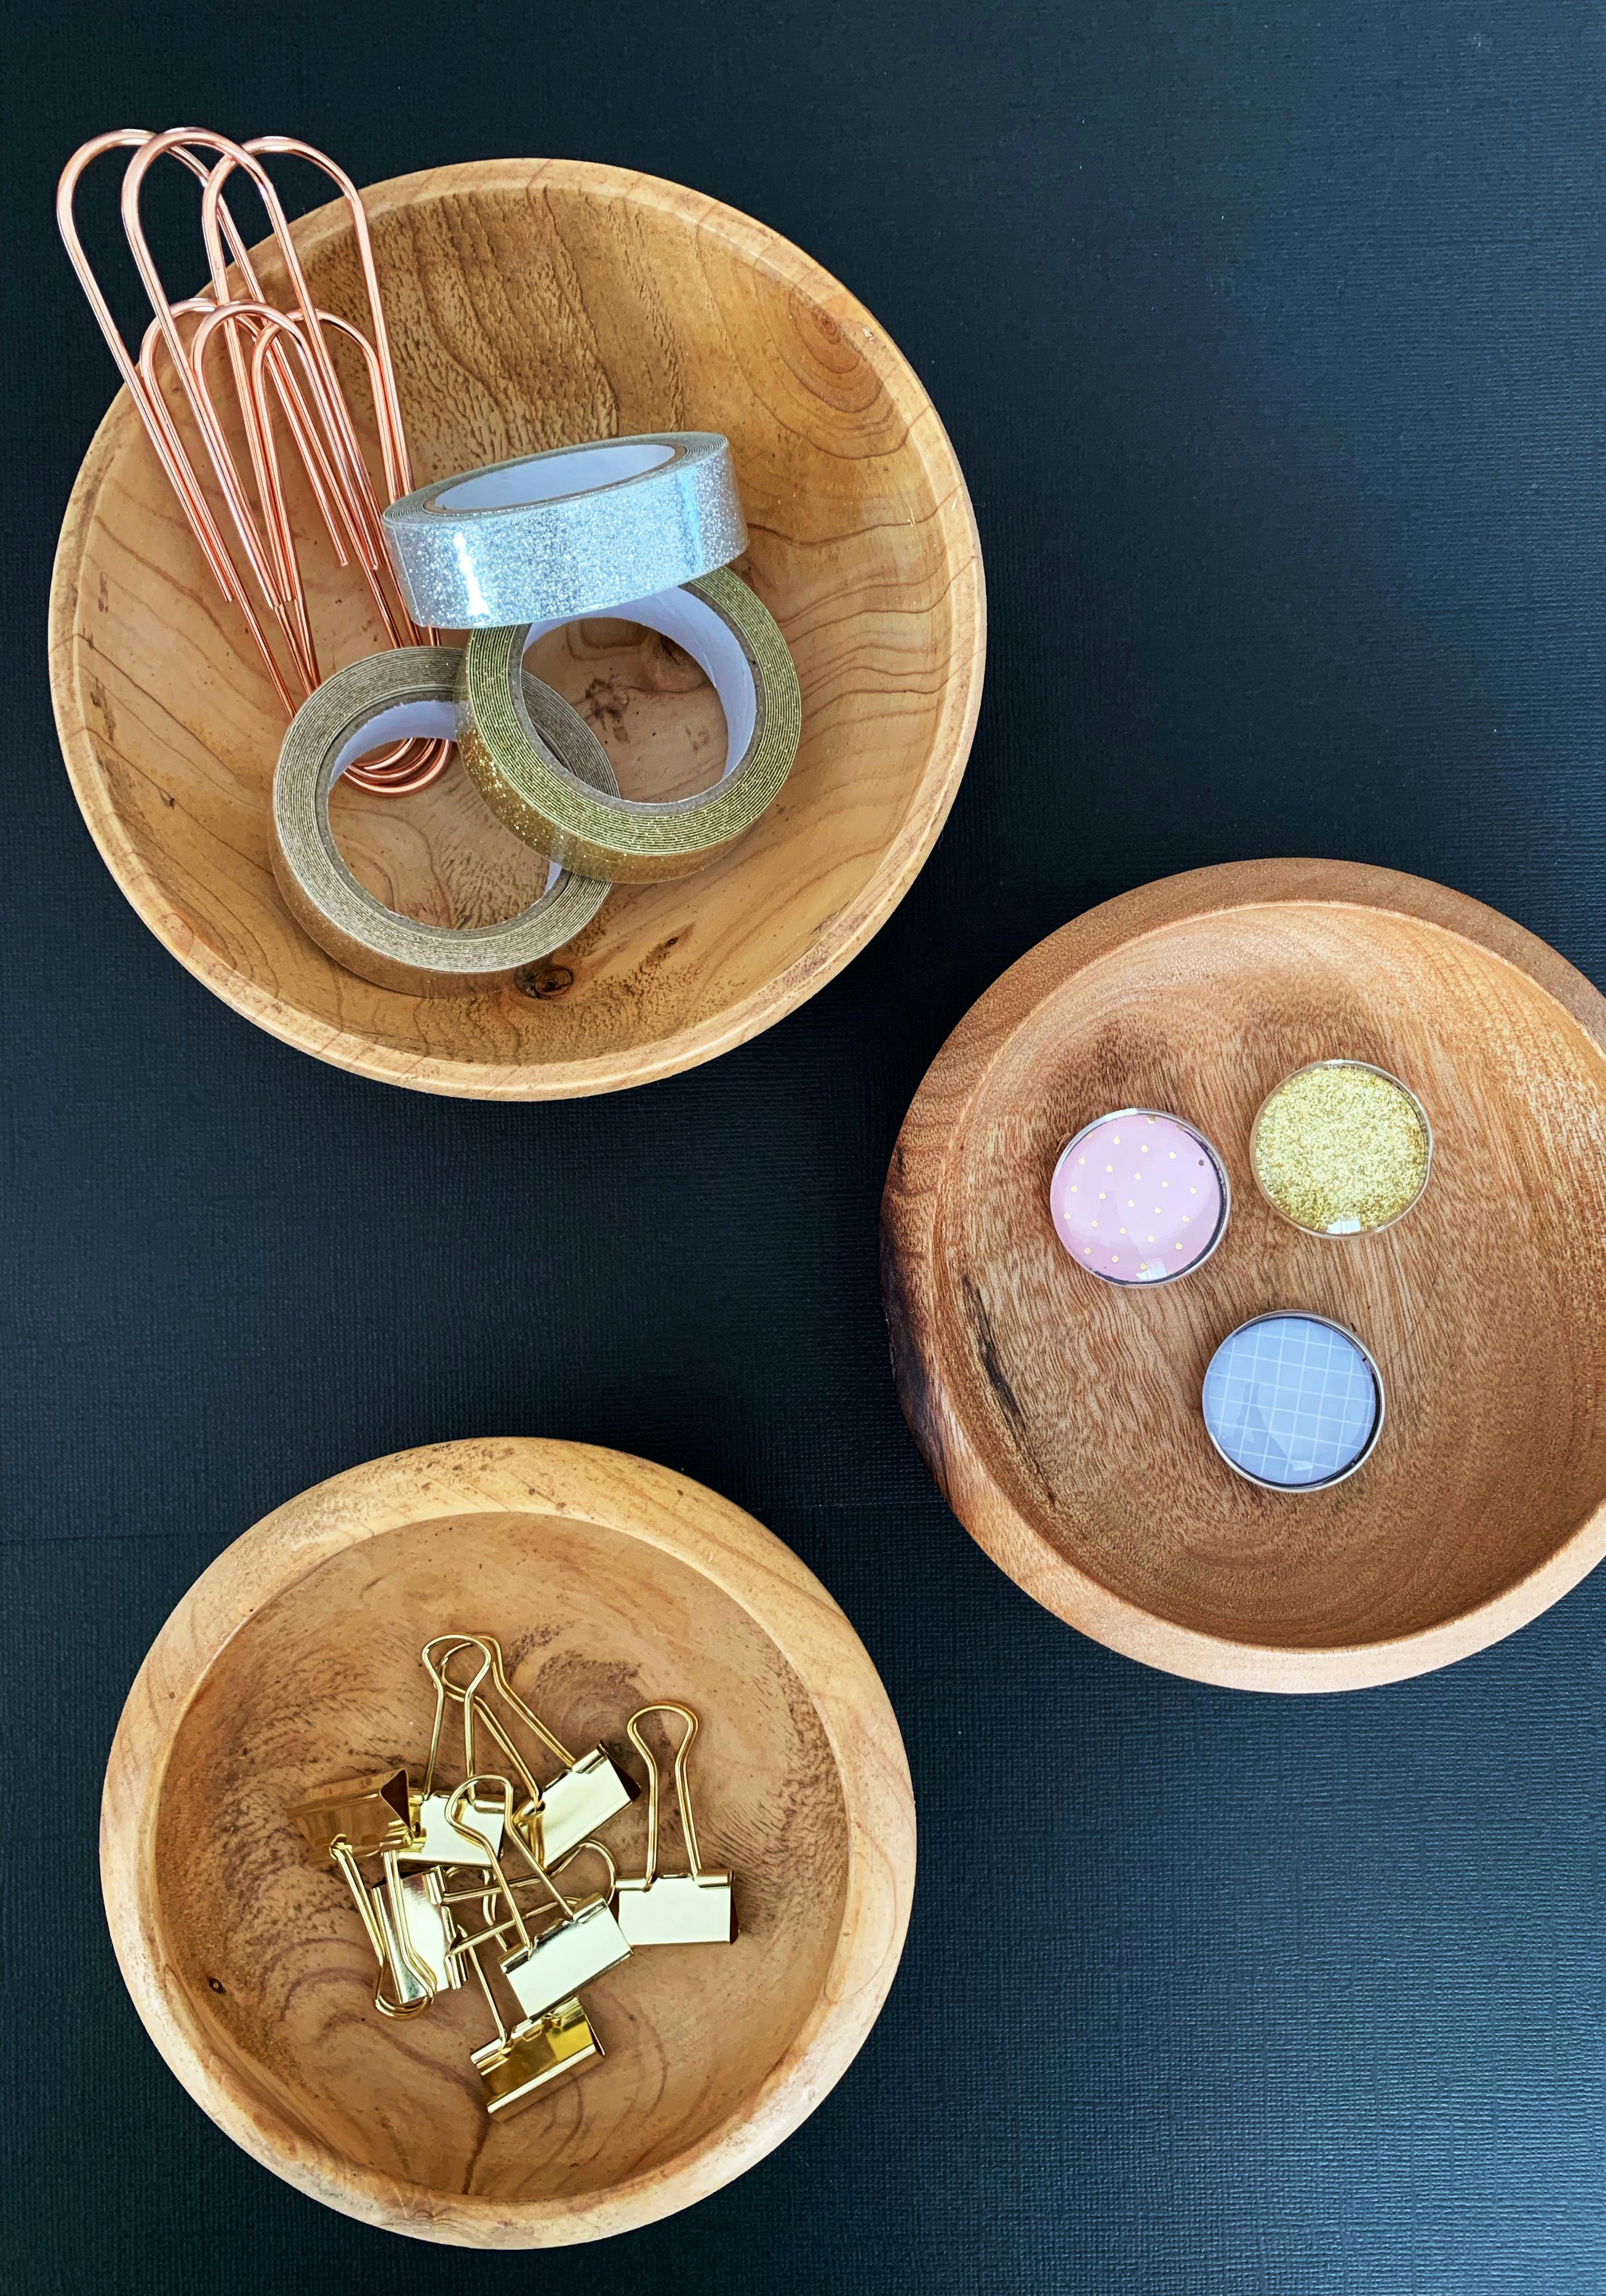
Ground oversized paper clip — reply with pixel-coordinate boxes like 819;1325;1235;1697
461;1940;600;2118
402;1637;507;1868
615;1704;735;1946
446;1633;635;1867
443;1777;631;2026
327;1834;436;2019
56;128;447;793
287;1765;416;1863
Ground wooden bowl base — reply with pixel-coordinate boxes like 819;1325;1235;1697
51;161;985;1097
155;1510;847;2199
102;1443;913;2242
883;863;1606;1689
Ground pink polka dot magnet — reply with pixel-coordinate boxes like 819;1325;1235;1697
1049;1109;1230;1286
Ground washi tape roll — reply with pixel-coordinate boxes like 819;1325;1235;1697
271;647;615;997
380;433;748;629
458;567;802;883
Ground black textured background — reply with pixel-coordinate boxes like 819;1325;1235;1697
9;4;1606;2290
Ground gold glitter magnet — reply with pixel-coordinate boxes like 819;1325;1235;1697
1250;1060;1432;1236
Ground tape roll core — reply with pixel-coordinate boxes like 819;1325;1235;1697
458;567;802;884
271;646;616;997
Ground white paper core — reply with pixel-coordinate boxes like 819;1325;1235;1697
330;699;561;894
437;440;677;512
520;587;753;780
331;699;459;784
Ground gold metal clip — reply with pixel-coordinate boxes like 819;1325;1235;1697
288;1766;414;1863
615;1703;736;1946
449;1634;635;1866
444;1776;632;2026
462;1942;600;2117
328;1835;436;2019
403;1637;507;1868
369;1863;463;2002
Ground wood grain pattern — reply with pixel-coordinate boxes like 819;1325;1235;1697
100;1440;915;2245
48;159;984;1097
881;860;1606;1692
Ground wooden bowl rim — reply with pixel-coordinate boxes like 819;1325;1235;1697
882;857;1606;1693
48;156;986;1100
100;1437;916;2245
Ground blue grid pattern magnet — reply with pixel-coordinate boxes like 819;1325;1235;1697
1201;1314;1382;1490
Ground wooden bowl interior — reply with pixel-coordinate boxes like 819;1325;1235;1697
935;901;1606;1650
61;163;979;1090
149;1508;848;2202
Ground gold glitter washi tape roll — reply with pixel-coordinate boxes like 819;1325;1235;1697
271;646;617;997
1250;1059;1432;1235
458;567;802;884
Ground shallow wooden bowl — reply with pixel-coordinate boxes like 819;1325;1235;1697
882;860;1606;1692
50;159;984;1097
101;1440;914;2244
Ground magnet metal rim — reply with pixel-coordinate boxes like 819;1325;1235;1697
1249;1059;1434;1238
1201;1310;1386;1493
1050;1106;1233;1287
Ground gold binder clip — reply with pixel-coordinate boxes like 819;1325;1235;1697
369;1862;463;2003
288;1766;414;1863
464;1634;635;1866
403;1637;507;1868
327;1835;436;2019
460;1944;600;2118
437;1838;614;1920
615;1704;736;1946
443;1776;631;2026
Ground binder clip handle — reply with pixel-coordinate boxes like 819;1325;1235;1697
626;1702;707;1887
479;1633;578;1774
419;1634;492;1799
443;1772;583;1940
443;1774;534;1950
428;1639;548;1814
549;1836;619;1907
442;1840;611;1949
330;1834;433;2019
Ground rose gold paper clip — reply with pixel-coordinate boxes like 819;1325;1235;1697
57;126;447;792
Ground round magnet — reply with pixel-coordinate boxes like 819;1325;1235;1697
1050;1109;1230;1285
1250;1059;1431;1236
1202;1313;1383;1490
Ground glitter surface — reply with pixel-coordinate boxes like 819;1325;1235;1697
1250;1061;1430;1235
381;432;749;629
460;568;801;883
272;647;615;994
1050;1110;1228;1282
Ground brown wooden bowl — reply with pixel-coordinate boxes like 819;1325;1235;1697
50;159;984;1097
881;860;1606;1692
101;1440;914;2245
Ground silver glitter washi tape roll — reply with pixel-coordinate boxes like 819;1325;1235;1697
458;567;802;884
271;647;616;997
380;433;749;629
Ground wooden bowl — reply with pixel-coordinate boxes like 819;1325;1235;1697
50;160;984;1098
881;860;1606;1692
101;1440;914;2245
